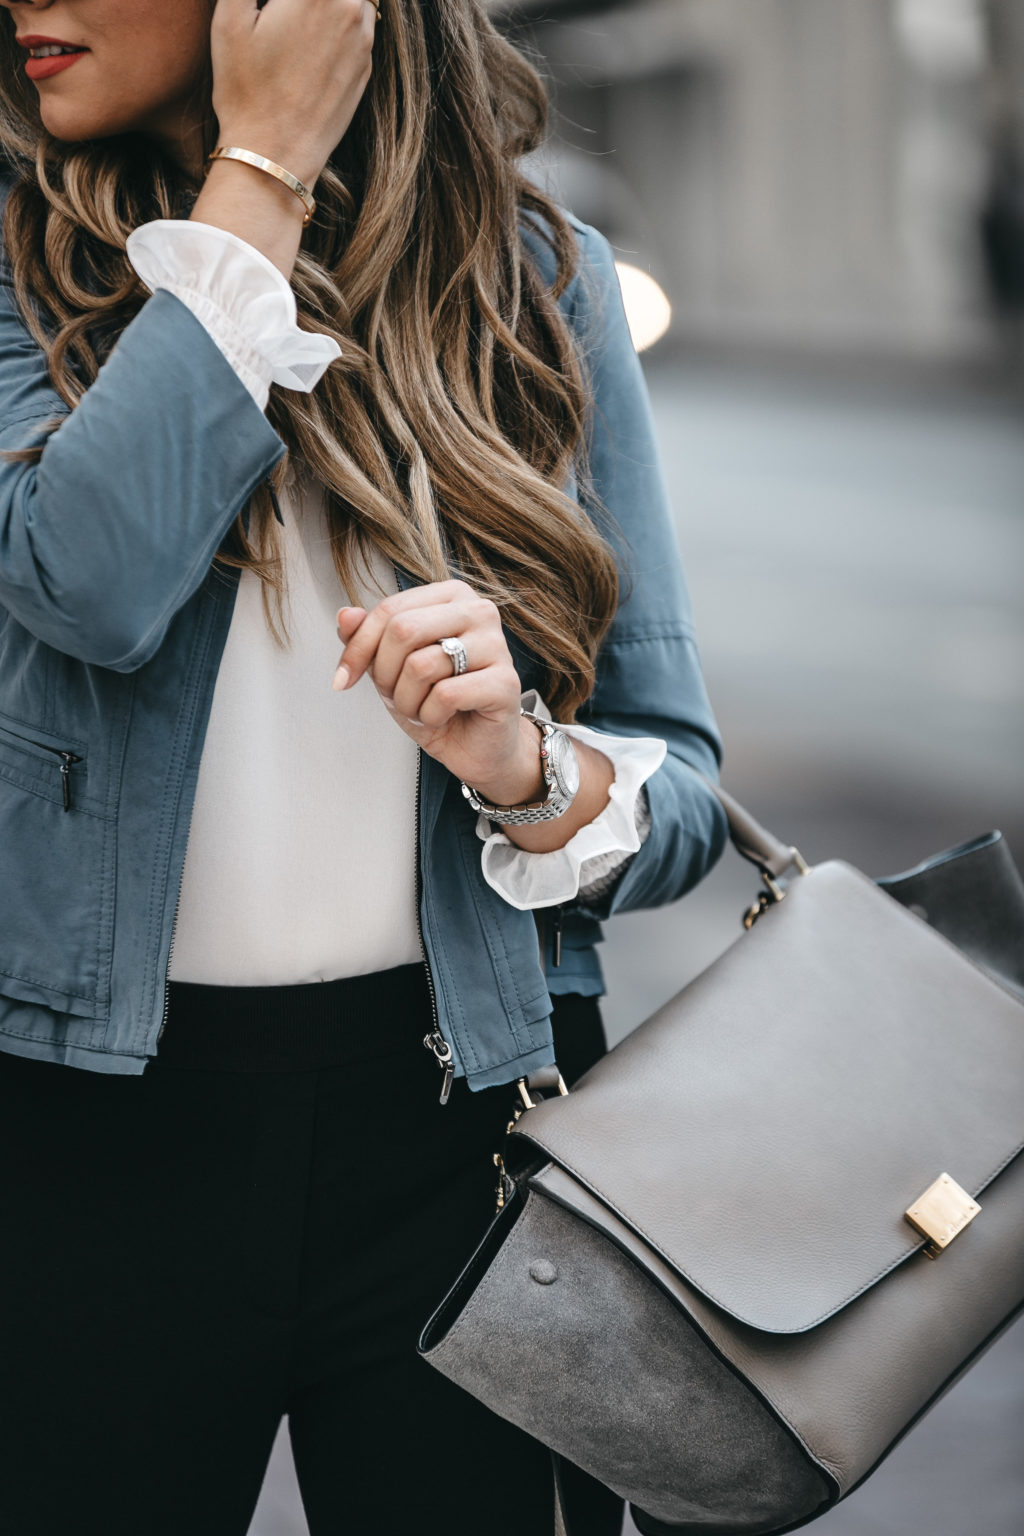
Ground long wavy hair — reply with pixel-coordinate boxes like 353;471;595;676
0;0;620;717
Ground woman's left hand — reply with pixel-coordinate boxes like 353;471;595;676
331;580;546;805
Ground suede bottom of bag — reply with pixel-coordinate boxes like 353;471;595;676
420;1184;832;1533
421;1154;1024;1535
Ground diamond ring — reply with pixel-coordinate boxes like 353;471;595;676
439;637;469;677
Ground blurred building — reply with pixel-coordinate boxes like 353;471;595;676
492;0;1022;366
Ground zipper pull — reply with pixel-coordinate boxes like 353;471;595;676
493;1152;516;1212
423;1030;455;1105
267;478;286;527
58;751;81;813
552;904;563;968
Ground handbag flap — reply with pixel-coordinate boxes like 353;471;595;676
513;860;1024;1334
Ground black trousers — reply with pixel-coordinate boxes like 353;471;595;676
0;965;624;1536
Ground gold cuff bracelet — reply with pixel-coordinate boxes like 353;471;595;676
205;146;316;228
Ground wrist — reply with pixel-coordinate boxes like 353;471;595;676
212;133;323;193
467;715;548;809
199;154;308;220
190;158;307;280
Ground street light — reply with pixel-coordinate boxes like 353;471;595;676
614;263;673;352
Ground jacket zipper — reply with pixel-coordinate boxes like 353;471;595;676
4;735;83;811
156;853;186;1047
57;751;81;811
392;544;455;1105
414;748;455;1105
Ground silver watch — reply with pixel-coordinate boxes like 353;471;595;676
461;709;580;826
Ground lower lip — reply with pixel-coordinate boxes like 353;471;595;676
24;51;88;81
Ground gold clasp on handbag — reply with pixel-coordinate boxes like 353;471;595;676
493;1152;513;1211
905;1173;980;1258
743;849;811;930
493;1073;569;1213
517;1072;569;1111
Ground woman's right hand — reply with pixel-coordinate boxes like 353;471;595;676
209;0;378;189
189;0;377;276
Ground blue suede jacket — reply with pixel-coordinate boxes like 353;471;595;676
0;170;727;1090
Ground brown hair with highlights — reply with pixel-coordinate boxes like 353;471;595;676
0;0;620;717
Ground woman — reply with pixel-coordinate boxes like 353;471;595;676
0;1;727;1531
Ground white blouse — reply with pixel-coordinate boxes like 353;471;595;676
125;219;664;985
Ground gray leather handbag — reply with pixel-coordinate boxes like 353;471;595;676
419;787;1024;1535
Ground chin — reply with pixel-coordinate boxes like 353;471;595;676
39;104;132;144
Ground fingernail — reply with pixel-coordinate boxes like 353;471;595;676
331;664;350;692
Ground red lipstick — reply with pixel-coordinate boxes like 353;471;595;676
17;37;89;82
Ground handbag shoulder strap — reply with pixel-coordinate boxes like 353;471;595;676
694;770;809;882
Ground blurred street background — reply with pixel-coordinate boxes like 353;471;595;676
251;1;1024;1531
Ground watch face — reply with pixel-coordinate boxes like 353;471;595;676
549;730;580;799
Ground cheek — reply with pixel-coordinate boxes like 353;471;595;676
37;56;208;141
36;8;210;140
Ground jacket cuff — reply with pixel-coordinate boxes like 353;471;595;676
125;219;342;410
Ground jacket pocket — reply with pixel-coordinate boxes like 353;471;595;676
0;714;114;1017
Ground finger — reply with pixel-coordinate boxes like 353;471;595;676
413;666;523;731
210;0;257;27
330;607;367;691
368;599;501;699
389;638;504;720
211;0;291;41
335;606;367;642
334;581;484;690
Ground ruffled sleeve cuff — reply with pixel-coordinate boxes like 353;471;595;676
475;691;666;912
125;219;342;411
